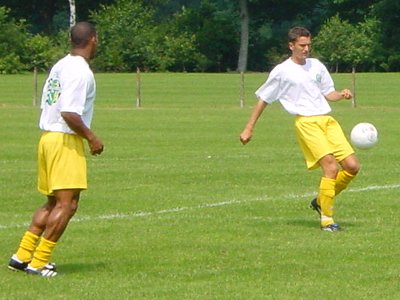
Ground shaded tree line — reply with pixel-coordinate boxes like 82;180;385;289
0;0;398;73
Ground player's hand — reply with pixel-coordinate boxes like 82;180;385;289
240;129;252;145
341;89;353;99
89;135;104;155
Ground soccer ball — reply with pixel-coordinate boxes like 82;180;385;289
350;122;378;149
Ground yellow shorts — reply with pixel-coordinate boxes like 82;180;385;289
294;115;354;170
37;132;87;195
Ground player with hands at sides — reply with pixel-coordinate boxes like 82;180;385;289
8;21;104;277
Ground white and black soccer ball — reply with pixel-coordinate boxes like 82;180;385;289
350;122;378;150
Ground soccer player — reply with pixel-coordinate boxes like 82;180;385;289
239;26;360;232
8;21;104;276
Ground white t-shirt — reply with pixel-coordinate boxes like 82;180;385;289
39;54;96;134
255;58;335;116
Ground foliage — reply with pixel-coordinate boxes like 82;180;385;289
0;0;399;72
370;0;400;71
25;35;60;71
0;7;28;73
187;0;239;71
0;6;69;73
342;17;380;70
313;15;380;72
151;6;208;72
91;0;206;72
90;0;238;72
90;0;158;71
0;54;24;74
158;32;206;71
0;0;114;34
313;15;354;71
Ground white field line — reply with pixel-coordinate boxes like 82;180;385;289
1;183;399;231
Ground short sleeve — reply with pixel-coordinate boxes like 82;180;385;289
59;73;88;115
255;66;281;103
319;63;335;96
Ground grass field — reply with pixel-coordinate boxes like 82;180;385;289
0;72;399;299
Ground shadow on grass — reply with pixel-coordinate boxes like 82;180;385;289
59;261;107;274
286;218;358;231
286;218;318;229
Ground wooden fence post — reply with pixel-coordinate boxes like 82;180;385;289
136;67;141;108
352;67;356;108
240;71;245;108
33;67;38;106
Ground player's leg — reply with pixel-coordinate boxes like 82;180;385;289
29;196;57;235
29;189;80;270
294;116;338;229
325;117;359;196
30;132;84;269
43;189;80;241
318;154;339;229
335;154;360;195
11;197;57;265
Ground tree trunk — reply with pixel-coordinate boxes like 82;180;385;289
237;0;249;72
69;0;76;28
352;65;356;108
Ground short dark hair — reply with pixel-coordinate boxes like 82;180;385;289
288;27;311;43
70;21;96;48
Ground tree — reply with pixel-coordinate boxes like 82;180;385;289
0;0;398;72
90;0;205;72
370;0;400;71
69;0;76;27
159;0;239;72
189;0;239;71
314;15;380;72
156;6;207;71
90;0;158;71
313;15;353;72
0;0;114;33
237;0;330;71
237;0;249;72
327;0;377;23
314;14;380;105
0;6;30;73
342;17;380;72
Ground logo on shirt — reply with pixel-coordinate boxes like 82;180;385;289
45;78;61;105
316;74;322;83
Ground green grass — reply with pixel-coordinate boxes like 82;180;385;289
1;72;400;299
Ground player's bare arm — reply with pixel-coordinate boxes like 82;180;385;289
61;112;104;155
325;89;353;101
240;100;268;145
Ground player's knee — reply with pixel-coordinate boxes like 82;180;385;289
343;156;360;175
346;162;360;175
55;200;79;218
320;155;339;178
68;201;79;217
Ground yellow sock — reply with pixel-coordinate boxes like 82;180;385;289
319;177;336;227
30;238;56;269
335;170;356;196
15;231;39;262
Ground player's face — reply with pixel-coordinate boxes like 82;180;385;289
289;36;311;65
